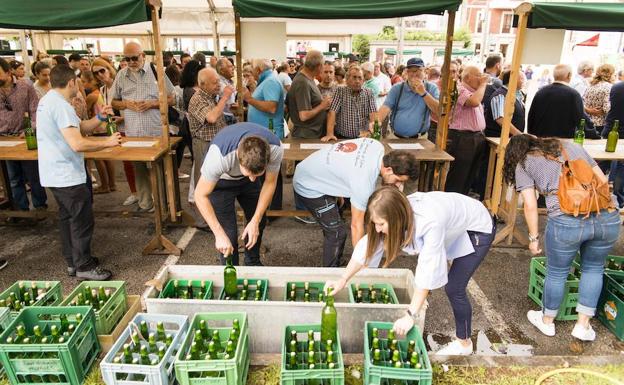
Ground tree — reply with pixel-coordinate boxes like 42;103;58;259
352;34;371;61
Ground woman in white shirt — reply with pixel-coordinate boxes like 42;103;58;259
326;186;495;355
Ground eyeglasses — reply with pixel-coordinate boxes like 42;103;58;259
93;68;106;75
124;55;141;62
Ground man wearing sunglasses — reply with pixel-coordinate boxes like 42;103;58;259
111;42;176;213
0;57;48;220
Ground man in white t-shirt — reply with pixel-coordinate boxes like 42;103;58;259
293;138;419;266
37;65;121;280
373;62;392;107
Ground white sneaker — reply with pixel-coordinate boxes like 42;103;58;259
123;195;139;206
527;310;555;336
571;323;596;341
435;339;473;356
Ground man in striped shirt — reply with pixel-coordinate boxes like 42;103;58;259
445;66;489;196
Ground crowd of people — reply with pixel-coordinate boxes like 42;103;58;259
1;46;623;351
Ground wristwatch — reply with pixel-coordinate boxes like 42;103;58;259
406;308;417;319
419;91;428;98
528;233;540;243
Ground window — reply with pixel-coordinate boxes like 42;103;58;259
476;11;484;33
501;12;513;34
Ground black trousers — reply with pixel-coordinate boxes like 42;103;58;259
209;178;266;266
445;219;496;340
445;130;486;195
49;184;97;272
294;192;347;267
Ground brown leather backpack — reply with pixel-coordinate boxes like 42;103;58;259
558;148;615;217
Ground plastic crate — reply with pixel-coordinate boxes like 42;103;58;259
159;280;213;300
281;324;344;385
218;279;268;301
528;257;580;321
60;281;127;335
0;306;100;385
0;307;10;376
604;256;624;275
101;313;189;385
598;271;624;341
348;283;399;304
0;281;62;317
363;322;432;385
98;295;141;354
284;282;326;302
175;312;250;385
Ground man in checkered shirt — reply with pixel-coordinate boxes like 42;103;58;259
111;42;175;212
322;66;377;141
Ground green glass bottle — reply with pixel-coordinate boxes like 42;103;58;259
268;118;275;134
123;344;133;364
208;341;218;359
372;118;382;141
98;286;107;302
372;348;382;365
321;289;337;343
190;342;200;361
574;119;585;145
140;321;149;339
165;333;173;348
140;345;150;364
327;350;334;364
212;330;222;352
288;351;297;370
289;340;297;353
410;352;421;369
23;112;37;150
606;120;619;153
224;256;238;297
156;321;166;341
232;319;240;339
193;330;204;353
225;340;235;356
106;115;118;136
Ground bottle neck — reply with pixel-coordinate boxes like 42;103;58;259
326;295;334;306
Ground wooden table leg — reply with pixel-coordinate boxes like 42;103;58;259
437;161;450;191
143;160;181;256
0;160;14;209
164;151;177;222
484;143;496;203
166;147;194;226
418;162;427;192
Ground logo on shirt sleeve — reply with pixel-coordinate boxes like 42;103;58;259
334;142;358;153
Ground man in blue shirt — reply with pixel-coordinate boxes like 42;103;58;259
378;58;440;138
293;139;419;267
243;59;286;211
37;65;121;280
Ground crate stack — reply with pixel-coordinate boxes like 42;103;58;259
348;283;398;304
175;312;250;385
218;279;268;301
101;313;189;385
528;256;580;320
0;306;100;385
281;324;344;385
363;322;432;385
0;281;62;317
284;282;326;302
60;281;128;335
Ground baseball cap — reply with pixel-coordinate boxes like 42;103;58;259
406;58;425;68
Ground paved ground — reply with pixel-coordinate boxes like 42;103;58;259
1;156;623;359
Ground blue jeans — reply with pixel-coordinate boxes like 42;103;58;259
543;210;620;317
6;160;47;210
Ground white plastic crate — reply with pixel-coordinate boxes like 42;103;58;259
100;313;189;385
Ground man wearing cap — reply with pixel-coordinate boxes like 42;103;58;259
378;58;439;139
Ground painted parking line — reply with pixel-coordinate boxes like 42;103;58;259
467;278;514;342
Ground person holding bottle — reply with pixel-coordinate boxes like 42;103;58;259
325;186;495;355
502;134;619;341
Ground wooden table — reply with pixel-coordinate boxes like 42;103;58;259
0;136;187;256
283;137;454;192
484;137;624;246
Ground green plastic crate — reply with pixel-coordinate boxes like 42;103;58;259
598;271;624;341
0;306;100;385
60;281;127;335
218;279;268;301
348;283;399;304
284;282;326;302
175;312;249;385
528;257;580;321
281;324;344;385
575;254;624;275
0;281;62;317
0;307;10;376
159;279;213;300
363;322;432;385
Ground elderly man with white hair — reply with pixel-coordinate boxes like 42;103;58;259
570;60;594;96
188;67;234;229
361;62;381;108
243;59;285;138
243;59;286;211
111;41;176;212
